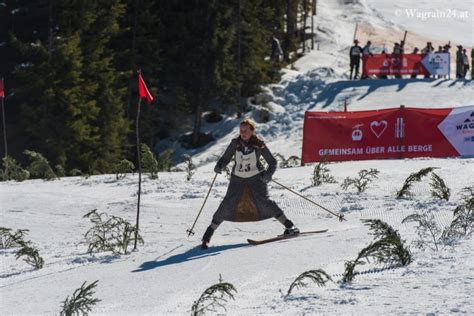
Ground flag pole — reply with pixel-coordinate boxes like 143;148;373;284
133;70;154;251
134;75;143;251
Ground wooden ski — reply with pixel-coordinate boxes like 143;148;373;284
247;229;328;246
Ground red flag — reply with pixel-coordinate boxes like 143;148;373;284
138;73;153;104
0;78;4;98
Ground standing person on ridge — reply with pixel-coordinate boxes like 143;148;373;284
456;45;465;79
361;40;373;79
201;119;299;249
349;39;363;80
462;49;470;79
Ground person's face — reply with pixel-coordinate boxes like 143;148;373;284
240;124;254;141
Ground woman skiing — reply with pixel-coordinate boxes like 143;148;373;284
201;118;299;249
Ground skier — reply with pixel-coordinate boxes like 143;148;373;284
456;45;464;79
201;119;299;249
349;39;363;80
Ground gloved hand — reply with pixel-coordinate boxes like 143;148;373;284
214;164;223;174
261;171;272;183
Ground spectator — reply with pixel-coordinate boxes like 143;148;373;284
349;39;363;80
393;43;403;78
462;49;470;79
421;42;434;54
362;41;373;56
393;42;403;54
456;45;464;78
271;36;283;62
361;41;373;79
411;48;419;79
439;45;451;79
421;42;434;78
472;49;474;79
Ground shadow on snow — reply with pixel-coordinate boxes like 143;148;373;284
132;243;249;272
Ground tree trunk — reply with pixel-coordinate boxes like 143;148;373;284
285;0;297;62
303;0;308;54
192;94;202;147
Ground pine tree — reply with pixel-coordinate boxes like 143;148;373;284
238;0;282;97
11;1;129;173
115;0;161;157
158;1;238;148
79;0;130;173
11;1;99;171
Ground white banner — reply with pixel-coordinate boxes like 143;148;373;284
438;105;474;157
422;53;450;76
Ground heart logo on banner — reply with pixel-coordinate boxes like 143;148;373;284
370;120;387;138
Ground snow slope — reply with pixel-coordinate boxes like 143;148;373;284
1;0;473;315
1;159;473;315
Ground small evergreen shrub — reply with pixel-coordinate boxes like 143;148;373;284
274;153;301;168
141;144;159;179
402;212;443;251
396;167;437;199
342;219;411;283
430;173;450;201
83;209;143;255
191;276;237;316
55;164;66;177
15;239;44;269
0;227;29;248
184;154;196;181
69;168;83;177
114;159;134;180
158;149;173;172
444;187;474;238
60;281;101;316
287;269;332;296
312;155;336;186
24;149;57;180
0;156;30;181
341;168;379;193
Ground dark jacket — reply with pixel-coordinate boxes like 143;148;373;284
211;135;283;223
215;136;277;178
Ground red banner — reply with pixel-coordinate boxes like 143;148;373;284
362;53;450;76
302;106;474;163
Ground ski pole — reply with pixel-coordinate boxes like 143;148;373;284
187;173;218;237
271;179;346;221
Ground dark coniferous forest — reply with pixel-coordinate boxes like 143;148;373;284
0;0;311;174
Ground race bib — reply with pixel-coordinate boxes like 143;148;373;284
234;151;261;178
